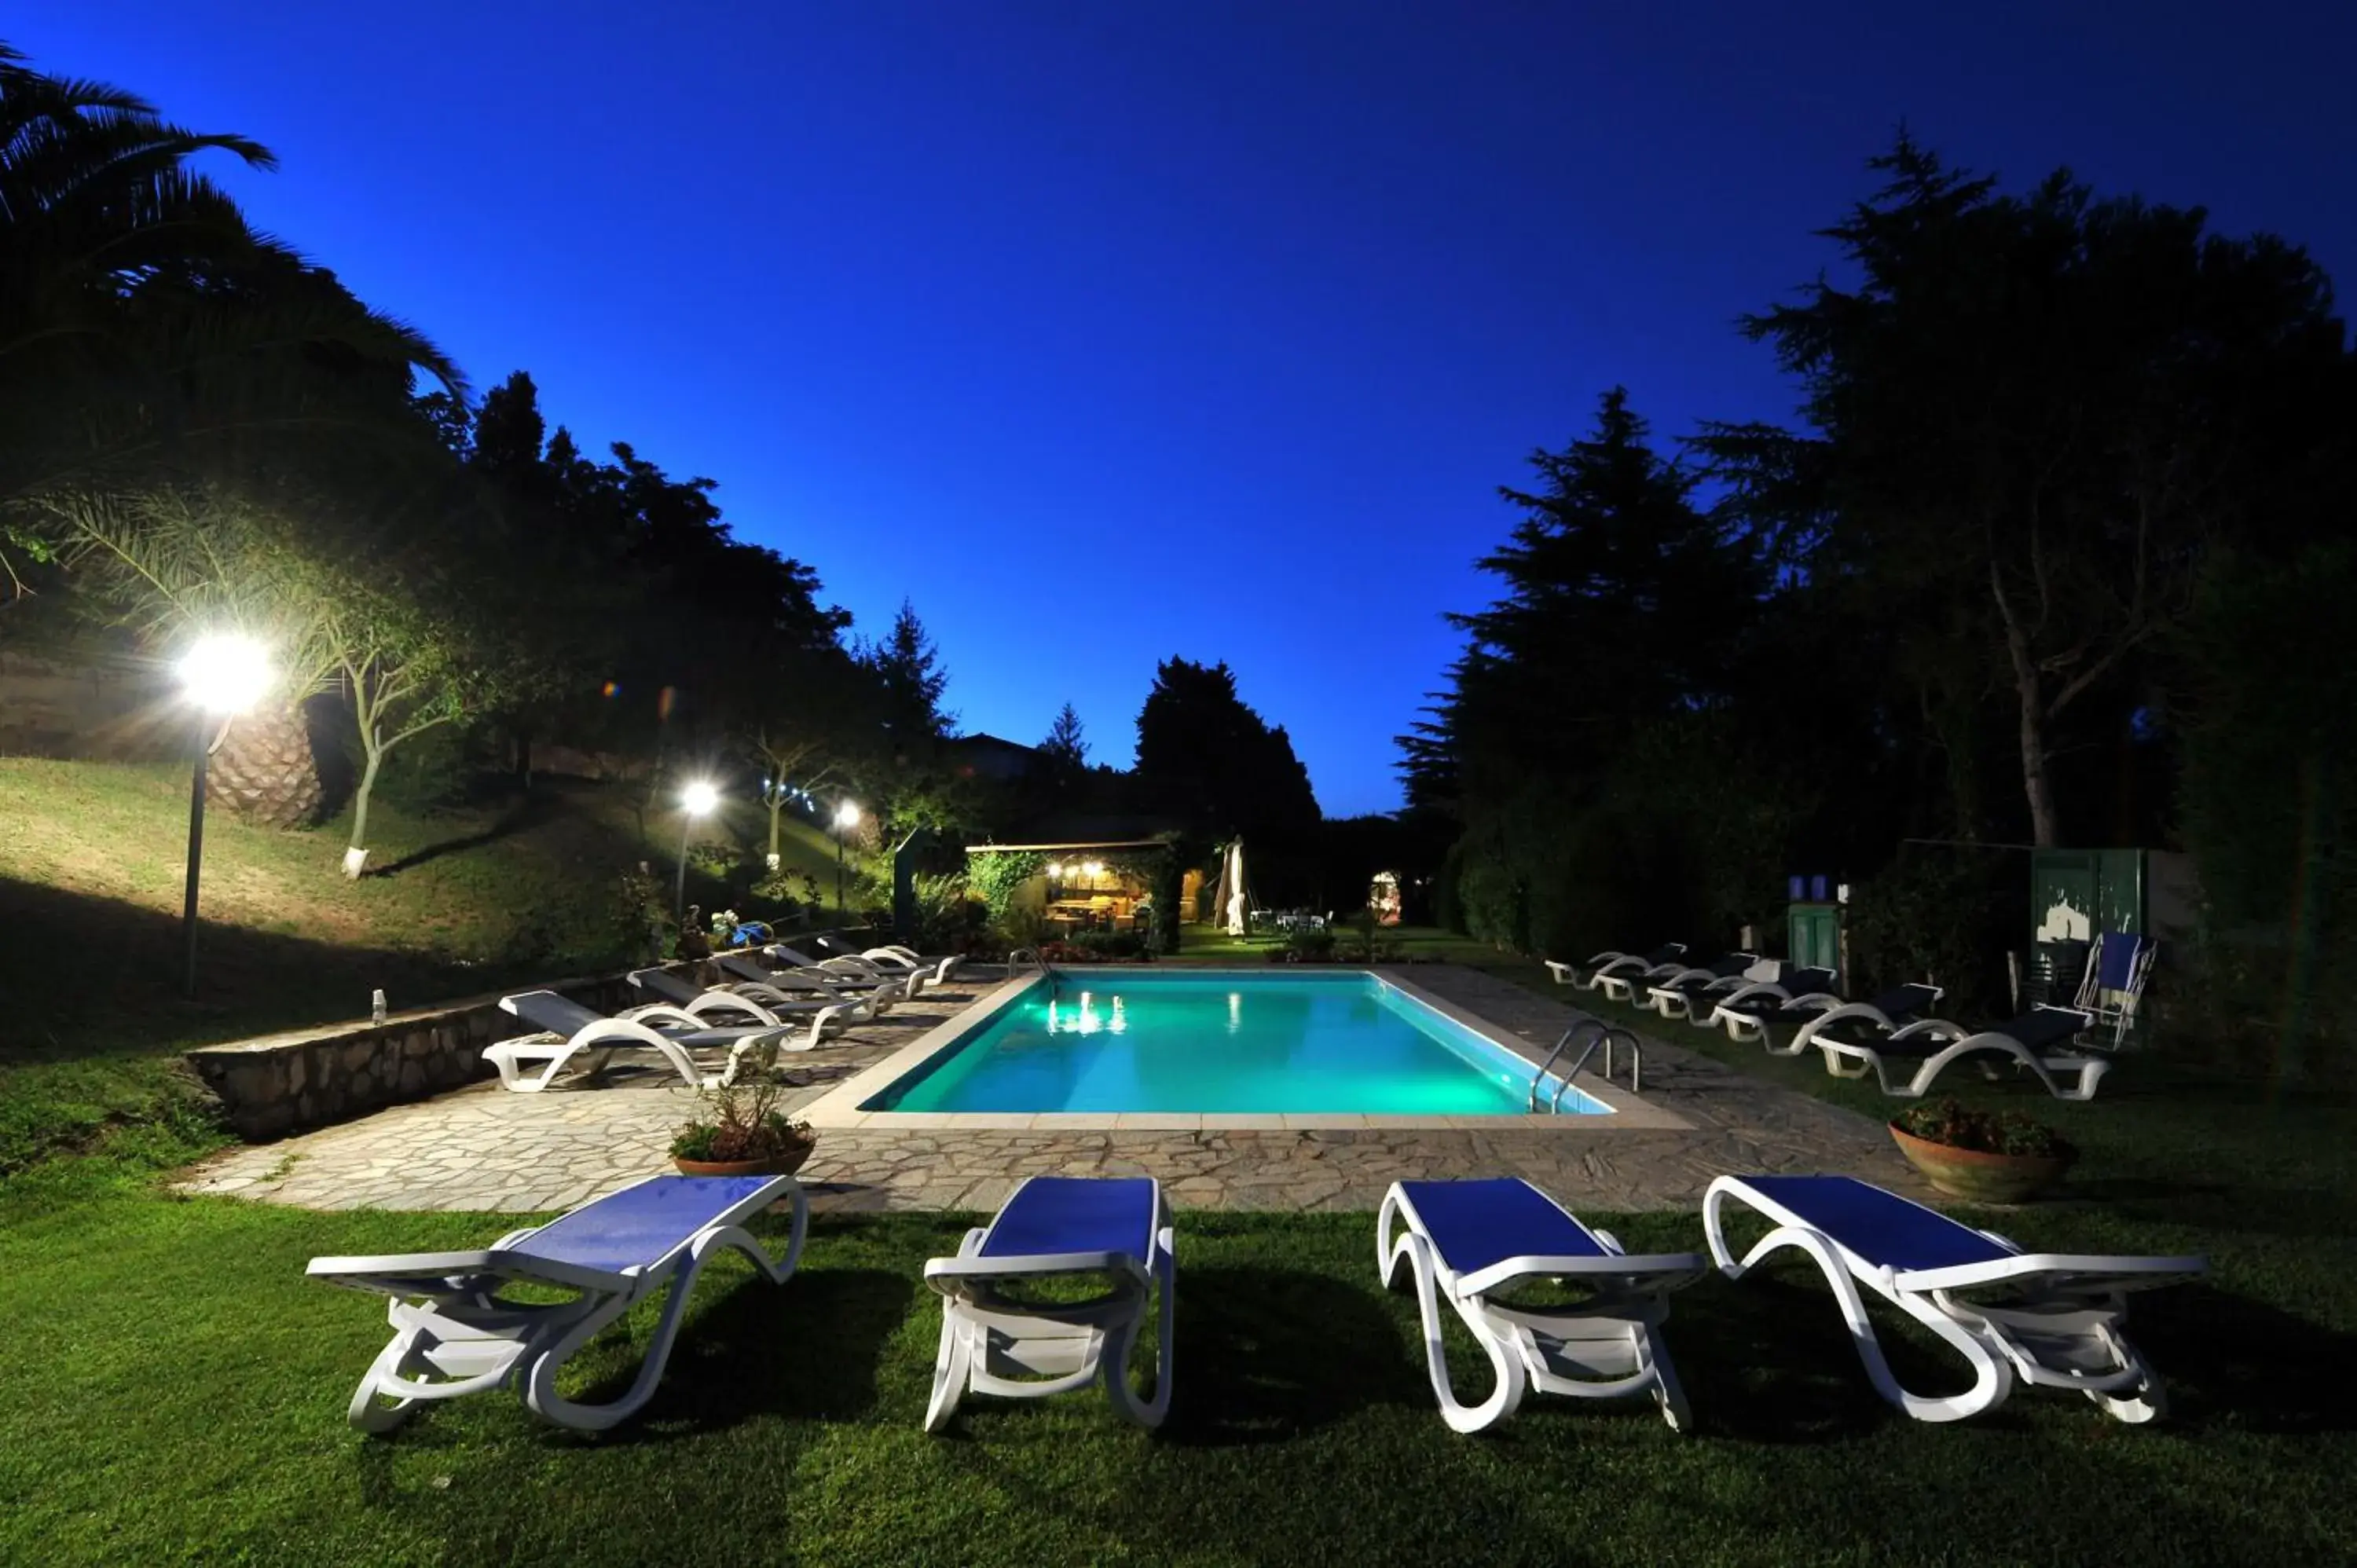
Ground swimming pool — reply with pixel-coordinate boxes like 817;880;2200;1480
859;969;1611;1116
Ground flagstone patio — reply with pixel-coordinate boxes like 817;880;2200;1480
177;963;1926;1213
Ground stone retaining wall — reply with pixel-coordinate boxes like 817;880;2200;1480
185;971;647;1141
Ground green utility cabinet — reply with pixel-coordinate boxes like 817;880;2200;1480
1785;874;1843;990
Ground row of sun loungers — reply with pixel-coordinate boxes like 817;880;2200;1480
482;944;968;1093
308;1171;2201;1437
1549;943;2119;1100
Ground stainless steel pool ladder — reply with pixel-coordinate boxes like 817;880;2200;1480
1006;947;1052;980
1527;1020;1643;1110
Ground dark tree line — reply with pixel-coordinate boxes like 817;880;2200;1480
0;42;961;874
1408;140;2355;1066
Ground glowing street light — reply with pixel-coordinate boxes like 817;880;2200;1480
676;779;720;919
177;632;273;997
832;799;862;921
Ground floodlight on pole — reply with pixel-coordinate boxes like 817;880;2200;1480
177;632;273;998
676;779;720;918
833;799;862;921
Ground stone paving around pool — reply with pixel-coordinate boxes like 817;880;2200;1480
178;963;1930;1214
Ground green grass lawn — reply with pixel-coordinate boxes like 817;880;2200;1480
4;804;2352;1563
2;1149;2349;1567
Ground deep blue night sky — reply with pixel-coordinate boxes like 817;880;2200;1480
16;2;2355;813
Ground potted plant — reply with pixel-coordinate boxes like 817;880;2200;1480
1888;1097;2076;1203
669;1073;818;1178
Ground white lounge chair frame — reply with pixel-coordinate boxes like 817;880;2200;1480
1703;1174;2201;1423
309;1173;808;1433
1702;971;1842;1042
922;1179;1176;1432
1809;1005;2110;1100
1766;986;1942;1057
1376;1182;1706;1434
1543;943;1685;991
1641;956;1763;1020
486;995;819;1094
630;968;870;1059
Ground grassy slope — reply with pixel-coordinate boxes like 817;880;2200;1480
0;759;845;1169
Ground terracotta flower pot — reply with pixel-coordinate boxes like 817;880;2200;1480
1889;1122;2074;1204
672;1143;815;1179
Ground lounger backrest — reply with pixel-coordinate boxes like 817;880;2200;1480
2008;1006;2094;1051
1783;966;1839;993
1737;1175;2015;1273
1868;983;1943;1019
628;968;702;1006
978;1176;1158;1264
1644;943;1688;965
769;945;827;969
1395;1178;1604;1277
507;1174;785;1273
1703;953;1757;979
2092;931;2156;992
502;989;603;1036
714;951;772;984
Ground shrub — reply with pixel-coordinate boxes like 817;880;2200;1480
669;1072;815;1163
1890;1097;2073;1160
1845;845;2014;1015
1286;926;1338;962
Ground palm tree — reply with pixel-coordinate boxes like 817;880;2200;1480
0;40;467;827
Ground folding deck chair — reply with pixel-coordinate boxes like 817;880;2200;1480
1703;1174;2201;1423
1378;1178;1705;1433
307;1173;807;1432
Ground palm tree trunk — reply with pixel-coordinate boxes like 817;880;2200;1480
207;699;324;829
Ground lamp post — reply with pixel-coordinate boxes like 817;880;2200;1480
833;799;861;921
176;634;273;998
676;779;719;919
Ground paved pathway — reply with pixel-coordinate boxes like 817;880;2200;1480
178;963;1926;1214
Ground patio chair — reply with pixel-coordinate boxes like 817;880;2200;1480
1640;953;1764;1020
2073;930;2157;1050
486;991;793;1094
1545;943;1688;992
307;1172;808;1433
1809;1003;2110;1100
1697;965;1842;1040
1703;1174;2201;1423
627;967;868;1046
764;945;909;993
1765;983;1946;1056
813;935;965;991
1377;1178;1705;1434
922;1176;1175;1431
710;951;907;1024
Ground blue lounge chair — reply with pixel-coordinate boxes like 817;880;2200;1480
922;1177;1175;1431
1377;1178;1706;1433
1697;965;1842;1040
1704;1174;2201;1423
1765;983;1946;1056
1545;943;1688;992
307;1173;807;1432
1809;1004;2111;1100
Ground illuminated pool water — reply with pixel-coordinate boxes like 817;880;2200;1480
862;969;1611;1116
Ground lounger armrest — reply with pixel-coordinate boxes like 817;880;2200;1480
1894;1251;2207;1295
1457;1250;1708;1299
306;1247;629;1297
924;1248;1151;1291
